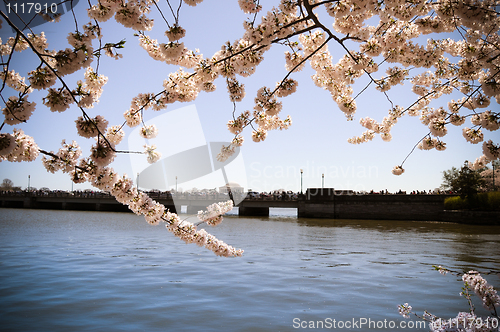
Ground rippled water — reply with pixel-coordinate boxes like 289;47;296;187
0;208;499;331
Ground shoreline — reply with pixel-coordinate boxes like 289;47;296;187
1;205;498;226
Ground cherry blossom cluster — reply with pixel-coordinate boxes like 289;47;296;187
306;33;359;117
350;109;402;144
75;115;108;138
216;143;236;162
227;78;246;102
482;140;500;161
227;111;251;135
391;165;405;176
144;144;161;164
397;303;412;319
87;0;154;31
1;96;36;125
1;69;31;94
133;2;301;153
90;139;116;167
139;124;158;139
399;269;499;331
323;1;499;172
43;88;74;113
77;67;108;108
462;271;500;311
418;136;447;152
105;125;125;145
164;211;243;257
0;129;39;162
42;140;82;173
238;0;262;14
197;200;234;227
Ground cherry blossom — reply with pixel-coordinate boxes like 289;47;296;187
0;133;15;156
462;127;484;144
469;154;490;171
216;144;235;162
1;70;31;93
75;115;108;138
144;144;161;164
165;25;186;42
0;129;39;162
105;126;125;145
400;269;499;331
391;165;405;176
42;140;82;174
43;88;74;113
139;124;158;139
397;303;412;319
482;140;500;161
2;96;36;125
197;201;234;227
90;139;116;166
463;271;500;311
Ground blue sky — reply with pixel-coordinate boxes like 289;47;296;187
1;1;497;194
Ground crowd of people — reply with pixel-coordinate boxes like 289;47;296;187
372;189;455;195
1;188;457;199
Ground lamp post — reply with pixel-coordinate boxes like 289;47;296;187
300;169;303;195
493;161;497;191
28;175;30;192
322;173;324;189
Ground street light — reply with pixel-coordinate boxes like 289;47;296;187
300;169;303;195
322;173;324;189
28;175;30;192
493;161;497;191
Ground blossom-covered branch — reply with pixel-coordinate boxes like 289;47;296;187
399;268;500;331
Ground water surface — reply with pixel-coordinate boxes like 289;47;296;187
0;208;499;331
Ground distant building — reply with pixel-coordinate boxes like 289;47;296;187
219;182;244;194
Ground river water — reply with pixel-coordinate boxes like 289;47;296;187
0;208;499;331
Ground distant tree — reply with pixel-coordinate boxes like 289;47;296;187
440;167;460;192
1;178;14;191
444;161;500;192
452;162;485;200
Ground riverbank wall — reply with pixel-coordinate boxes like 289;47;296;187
298;191;444;220
0;193;177;213
296;188;499;225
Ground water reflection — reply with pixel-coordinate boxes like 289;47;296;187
294;217;500;273
296;217;500;236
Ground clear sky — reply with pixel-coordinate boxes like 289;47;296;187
1;1;498;194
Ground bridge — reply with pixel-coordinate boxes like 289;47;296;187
0;190;299;214
0;188;469;222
